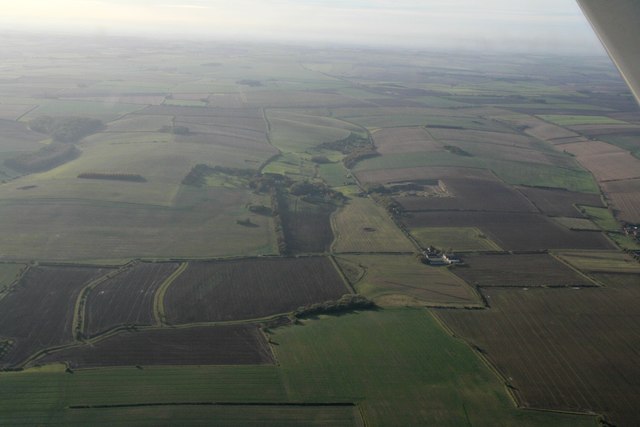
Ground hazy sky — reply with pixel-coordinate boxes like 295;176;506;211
1;0;605;53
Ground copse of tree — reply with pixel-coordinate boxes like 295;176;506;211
320;132;371;154
343;148;380;169
293;294;376;318
5;143;80;173
29;116;103;143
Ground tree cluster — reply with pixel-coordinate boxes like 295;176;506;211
29;116;103;143
293;294;376;318
5;143;80;173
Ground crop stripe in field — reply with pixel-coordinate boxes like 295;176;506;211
153;262;188;326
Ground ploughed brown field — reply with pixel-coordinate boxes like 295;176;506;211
164;257;349;324
0;266;112;368
403;211;615;251
39;325;273;368
602;178;640;223
280;196;336;254
561;141;640;182
396;176;537;213
85;262;180;337
436;285;640;427
516;186;604;217
450;253;594;287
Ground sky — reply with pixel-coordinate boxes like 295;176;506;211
0;0;605;54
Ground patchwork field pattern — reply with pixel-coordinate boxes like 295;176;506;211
403;211;615;251
0;266;112;368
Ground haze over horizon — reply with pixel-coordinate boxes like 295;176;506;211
1;0;605;54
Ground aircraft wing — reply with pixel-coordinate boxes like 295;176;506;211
577;0;640;104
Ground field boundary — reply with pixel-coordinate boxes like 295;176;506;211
328;255;357;294
0;263;29;304
153;262;188;326
73;262;136;340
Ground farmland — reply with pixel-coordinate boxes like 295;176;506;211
0;33;638;426
331;197;415;253
437;285;640;426
335;254;481;307
409;227;502;252
0;264;23;292
0;266;111;368
403;211;615;251
450;253;594;287
40;325;274;368
84;262;180;337
516;186;604;217
279;195;337;254
602;178;640;223
395;175;537;213
164;257;349;323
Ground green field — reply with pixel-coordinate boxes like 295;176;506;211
267;111;356;153
354;152;599;193
599;134;640;159
410;227;503;252
0;188;278;261
335;254;481;307
331;197;415;253
608;233;640;250
579;206;620;231
273;310;597;426
537;115;628;126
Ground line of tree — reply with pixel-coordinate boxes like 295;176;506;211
293;294;376;318
77;172;147;182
